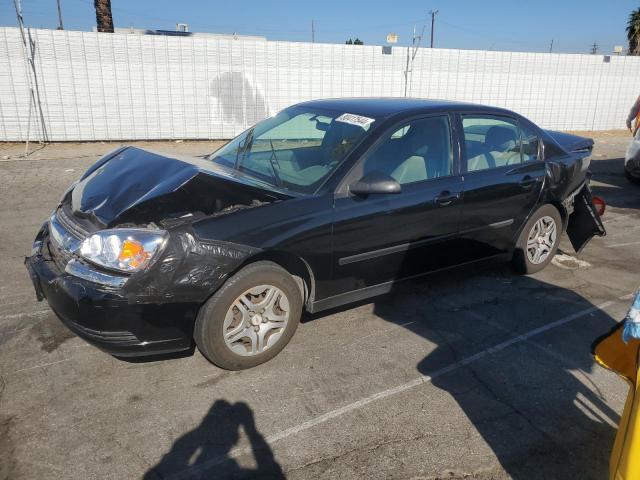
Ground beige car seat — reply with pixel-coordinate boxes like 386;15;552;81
485;125;520;167
391;155;428;184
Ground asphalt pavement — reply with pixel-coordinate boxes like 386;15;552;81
0;132;638;479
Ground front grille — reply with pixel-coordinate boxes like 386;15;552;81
46;206;88;271
56;204;90;239
47;237;73;272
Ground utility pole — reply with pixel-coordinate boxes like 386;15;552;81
549;39;553;53
55;0;63;30
404;24;426;96
311;19;315;43
590;41;599;54
429;9;438;48
12;0;49;154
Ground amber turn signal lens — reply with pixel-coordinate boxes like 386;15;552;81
118;239;150;268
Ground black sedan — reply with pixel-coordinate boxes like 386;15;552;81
25;98;605;369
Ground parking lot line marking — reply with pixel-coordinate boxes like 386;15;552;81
606;240;640;248
0;300;39;308
450;299;612;401
10;358;72;374
605;225;640;239
574;392;618;429
166;295;628;480
604;211;640;223
0;310;49;321
339;320;418;348
0;319;45;339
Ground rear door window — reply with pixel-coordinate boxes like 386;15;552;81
520;123;540;162
462;116;521;172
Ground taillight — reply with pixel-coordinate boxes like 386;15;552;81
592;196;606;217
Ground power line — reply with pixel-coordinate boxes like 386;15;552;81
438;18;537;47
590;41;599;54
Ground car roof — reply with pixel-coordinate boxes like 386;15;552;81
294;97;517;119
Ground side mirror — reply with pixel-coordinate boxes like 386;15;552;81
349;171;401;196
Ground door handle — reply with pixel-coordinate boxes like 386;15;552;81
434;191;460;206
519;175;538;189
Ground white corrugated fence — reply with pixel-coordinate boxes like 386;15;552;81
1;26;638;141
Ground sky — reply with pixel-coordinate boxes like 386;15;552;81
1;0;638;54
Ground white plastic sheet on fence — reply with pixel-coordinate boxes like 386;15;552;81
1;26;639;141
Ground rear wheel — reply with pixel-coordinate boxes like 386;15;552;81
194;261;302;370
512;204;562;274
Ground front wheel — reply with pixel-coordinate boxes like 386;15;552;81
194;261;302;370
512;205;562;274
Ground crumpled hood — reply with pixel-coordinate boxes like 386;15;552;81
70;147;288;227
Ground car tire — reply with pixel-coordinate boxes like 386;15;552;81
625;168;640;185
194;261;302;370
512;204;562;275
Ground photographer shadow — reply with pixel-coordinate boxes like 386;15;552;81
143;399;284;480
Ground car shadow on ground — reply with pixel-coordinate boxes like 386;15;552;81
590;157;640;209
143;399;284;480
370;264;620;479
143;263;621;479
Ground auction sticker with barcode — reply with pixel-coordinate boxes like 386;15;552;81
335;113;375;129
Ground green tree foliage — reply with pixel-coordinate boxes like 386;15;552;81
627;7;640;55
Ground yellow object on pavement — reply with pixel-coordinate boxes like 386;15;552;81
594;324;640;480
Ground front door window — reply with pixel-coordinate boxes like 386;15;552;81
362;116;452;185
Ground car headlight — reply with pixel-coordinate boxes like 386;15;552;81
79;229;167;273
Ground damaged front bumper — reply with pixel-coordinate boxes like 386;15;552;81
25;226;197;357
24;208;260;358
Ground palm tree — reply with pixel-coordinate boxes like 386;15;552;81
627;7;640;55
94;0;114;33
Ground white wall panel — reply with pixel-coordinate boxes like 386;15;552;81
1;27;640;141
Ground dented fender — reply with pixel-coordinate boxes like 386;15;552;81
124;228;261;304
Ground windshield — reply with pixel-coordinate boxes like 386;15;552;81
208;106;377;193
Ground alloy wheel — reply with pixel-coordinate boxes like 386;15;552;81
526;215;557;265
222;285;290;356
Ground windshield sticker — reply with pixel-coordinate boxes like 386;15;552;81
336;113;375;129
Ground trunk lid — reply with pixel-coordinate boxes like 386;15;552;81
544;130;594;155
